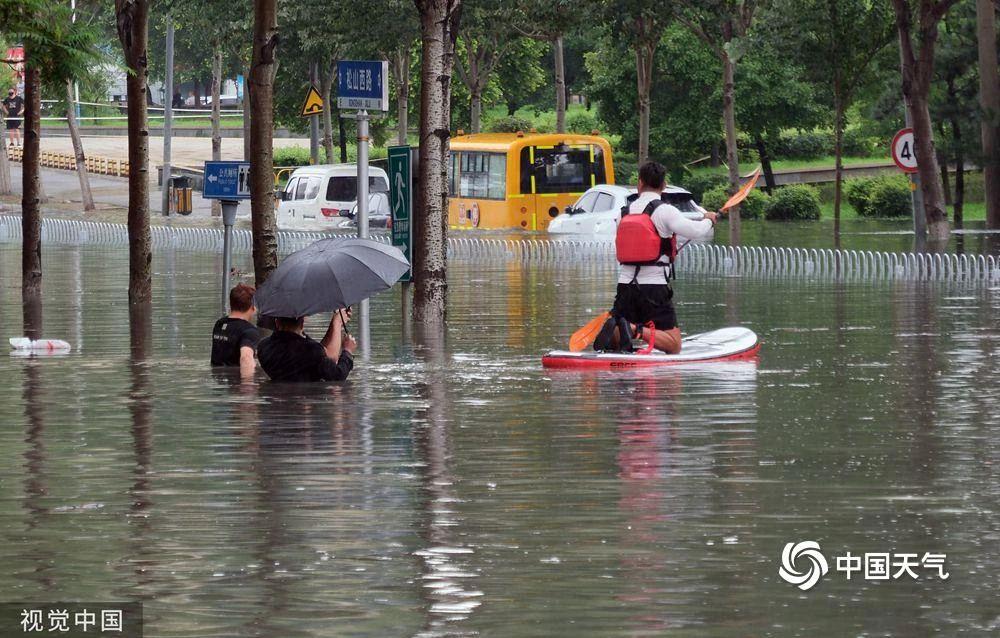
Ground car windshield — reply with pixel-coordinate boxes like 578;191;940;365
326;176;389;201
663;192;701;213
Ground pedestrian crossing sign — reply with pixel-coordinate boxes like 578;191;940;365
300;84;324;117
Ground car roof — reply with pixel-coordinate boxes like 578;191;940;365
289;164;389;178
588;184;692;196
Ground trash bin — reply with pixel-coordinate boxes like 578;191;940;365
172;175;193;216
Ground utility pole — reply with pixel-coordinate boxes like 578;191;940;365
899;36;927;246
71;0;81;120
161;17;174;216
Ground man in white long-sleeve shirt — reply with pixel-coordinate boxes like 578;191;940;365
595;161;718;353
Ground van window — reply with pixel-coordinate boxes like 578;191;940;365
302;176;321;200
326;176;390;201
456;152;506;200
284;177;299;199
663;192;700;213
520;144;607;194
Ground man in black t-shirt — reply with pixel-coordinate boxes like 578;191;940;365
257;310;356;382
211;283;260;377
2;87;24;147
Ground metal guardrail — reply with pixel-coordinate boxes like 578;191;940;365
1;216;998;284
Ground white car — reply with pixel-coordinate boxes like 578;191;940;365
548;184;710;237
276;164;391;231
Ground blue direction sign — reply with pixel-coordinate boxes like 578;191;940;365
337;60;389;111
388;145;414;282
203;161;251;200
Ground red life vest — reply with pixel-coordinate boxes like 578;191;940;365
615;199;676;266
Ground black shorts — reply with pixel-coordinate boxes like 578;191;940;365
6;119;20;130
612;282;677;330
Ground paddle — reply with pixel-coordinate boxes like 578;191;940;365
569;311;610;352
719;167;761;213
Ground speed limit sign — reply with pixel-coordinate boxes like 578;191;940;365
891;128;918;173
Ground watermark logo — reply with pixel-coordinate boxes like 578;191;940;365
779;541;829;591
778;542;950;591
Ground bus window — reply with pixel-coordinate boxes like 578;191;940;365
520;144;607;194
449;153;457;194
458;151;506;200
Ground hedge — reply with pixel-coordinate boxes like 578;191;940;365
844;175;911;218
764;184;821;221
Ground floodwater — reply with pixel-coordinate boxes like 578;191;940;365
1;241;1000;637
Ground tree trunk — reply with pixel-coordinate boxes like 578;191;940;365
894;4;950;241
833;96;845;248
413;0;460;323
249;0;279;286
242;64;251;160
710;140;721;167
0;130;11;195
116;0;153;304
470;87;482;133
635;41;654;162
211;47;223;217
338;116;348;162
65;80;95;211
192;77;201;109
22;64;42;298
321;61;335;162
721;49;741;245
951;115;965;228
553;36;566;134
753;134;775;194
394;46;410;145
976;0;1000;228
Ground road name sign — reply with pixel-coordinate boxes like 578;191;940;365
203;161;251;200
388;145;414;282
300;84;324;117
337;60;389;111
891;128;918;173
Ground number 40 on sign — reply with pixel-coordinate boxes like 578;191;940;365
892;128;918;173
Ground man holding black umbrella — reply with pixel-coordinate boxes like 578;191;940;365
257;309;356;382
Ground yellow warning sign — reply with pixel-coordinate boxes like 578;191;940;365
300;84;324;117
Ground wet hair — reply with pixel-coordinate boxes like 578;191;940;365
275;316;305;331
638;161;666;190
229;283;256;313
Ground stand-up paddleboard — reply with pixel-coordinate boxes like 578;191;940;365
542;327;759;370
9;337;72;354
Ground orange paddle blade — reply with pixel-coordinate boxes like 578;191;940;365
569;312;610;352
720;167;761;212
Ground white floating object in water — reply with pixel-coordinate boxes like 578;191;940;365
9;337;72;353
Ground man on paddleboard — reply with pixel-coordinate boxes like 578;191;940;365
594;161;718;354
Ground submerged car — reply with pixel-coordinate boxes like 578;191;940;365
548;184;709;237
276;164;391;231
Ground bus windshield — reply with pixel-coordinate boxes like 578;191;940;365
520;145;607;194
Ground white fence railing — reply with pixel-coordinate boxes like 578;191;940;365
1;216;998;284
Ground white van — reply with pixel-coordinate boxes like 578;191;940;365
276;164;391;230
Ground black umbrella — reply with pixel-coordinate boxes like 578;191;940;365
254;238;409;318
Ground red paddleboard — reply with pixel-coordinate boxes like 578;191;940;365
542;327;759;370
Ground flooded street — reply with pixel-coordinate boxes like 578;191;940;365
2;242;1000;636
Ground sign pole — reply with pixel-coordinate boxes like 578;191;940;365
357;109;371;356
309;63;320;164
221;200;238;314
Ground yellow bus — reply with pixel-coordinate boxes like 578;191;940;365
448;132;615;231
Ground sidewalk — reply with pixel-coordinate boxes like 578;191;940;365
0;163;241;225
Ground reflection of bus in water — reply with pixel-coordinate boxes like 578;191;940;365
448;132;615;231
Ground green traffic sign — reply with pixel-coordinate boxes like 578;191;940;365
388;145;413;282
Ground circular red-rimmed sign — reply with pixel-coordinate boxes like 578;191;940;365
891;128;918;173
